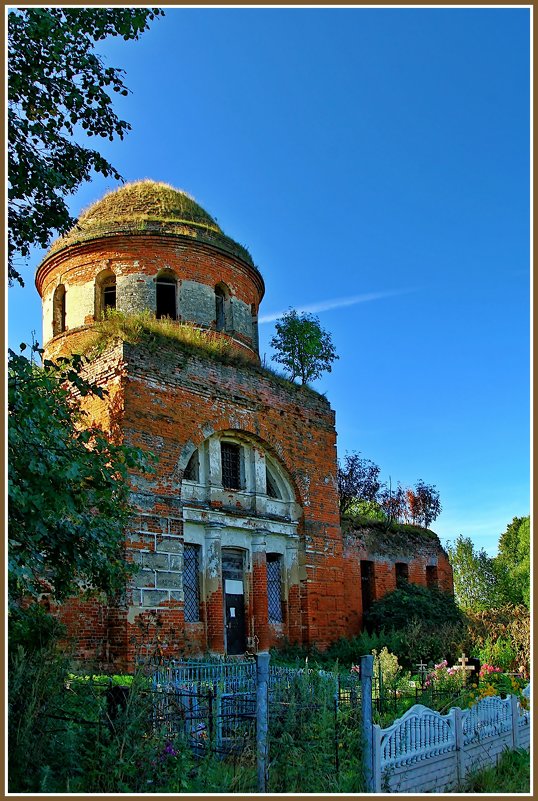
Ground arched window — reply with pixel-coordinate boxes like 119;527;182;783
156;271;178;319
103;277;116;313
251;303;259;349
266;465;282;499
95;269;116;319
215;283;231;332
52;284;66;336
184;450;199;482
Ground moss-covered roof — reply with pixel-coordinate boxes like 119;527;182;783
44;180;256;268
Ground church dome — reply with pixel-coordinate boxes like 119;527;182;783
45;179;255;267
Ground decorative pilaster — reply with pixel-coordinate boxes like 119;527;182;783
252;530;269;651
204;523;224;653
286;536;301;644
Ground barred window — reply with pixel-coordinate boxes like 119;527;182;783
221;442;241;489
183;544;201;622
267;554;283;624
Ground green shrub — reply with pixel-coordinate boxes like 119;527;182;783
478;635;517;672
365;584;464;631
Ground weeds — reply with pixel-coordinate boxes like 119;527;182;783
463;748;530;793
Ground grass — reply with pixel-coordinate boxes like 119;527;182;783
341;513;440;546
79;310;326;400
463;747;530;793
47;180;256;267
86;310;252;365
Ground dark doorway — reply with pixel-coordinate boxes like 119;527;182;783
395;562;409;587
222;549;246;655
426;565;438;589
156;275;177;319
360;560;375;618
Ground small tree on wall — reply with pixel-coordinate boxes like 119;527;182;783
413;479;442;528
270;309;339;385
338;452;382;517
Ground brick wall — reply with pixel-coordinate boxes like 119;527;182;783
37;235;264;353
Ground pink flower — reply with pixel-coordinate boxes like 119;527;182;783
350;665;361;675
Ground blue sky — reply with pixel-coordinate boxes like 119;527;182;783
8;7;531;556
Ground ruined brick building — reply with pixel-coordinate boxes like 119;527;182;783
36;180;453;669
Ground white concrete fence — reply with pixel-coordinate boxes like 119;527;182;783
371;683;530;793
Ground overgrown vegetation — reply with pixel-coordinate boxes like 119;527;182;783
8;343;151;605
463;748;530;793
270;308;339;384
8;8;164;285
338;451;442;530
79;310;326;400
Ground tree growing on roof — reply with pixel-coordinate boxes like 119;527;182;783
270;309;339;385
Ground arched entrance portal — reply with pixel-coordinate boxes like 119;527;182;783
181;431;302;655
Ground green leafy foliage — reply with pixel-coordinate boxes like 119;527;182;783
338;452;382;517
8;7;164;284
446;534;506;611
270;309;339;384
365;583;464;631
494;515;530;608
8;343;152;604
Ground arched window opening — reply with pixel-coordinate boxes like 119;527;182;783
215;286;225;331
221;441;242;489
52;284;66;336
215;283;231;332
103;277;116;313
95;269;116;320
266;465;282;499
156;272;177;320
251;303;259;349
184;450;199;482
267;554;283;623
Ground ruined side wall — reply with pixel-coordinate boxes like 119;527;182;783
342;526;454;635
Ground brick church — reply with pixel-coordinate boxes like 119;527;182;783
36;180;453;669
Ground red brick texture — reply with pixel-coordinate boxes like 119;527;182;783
38;229;453;670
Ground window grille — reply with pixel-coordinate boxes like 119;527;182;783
183;544;200;622
267;554;283;623
221;442;241;489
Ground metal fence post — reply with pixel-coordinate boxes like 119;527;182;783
256;651;270;793
360;654;374;792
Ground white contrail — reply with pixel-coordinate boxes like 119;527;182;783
258;288;416;324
